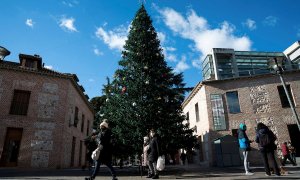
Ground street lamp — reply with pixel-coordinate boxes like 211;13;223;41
269;57;300;131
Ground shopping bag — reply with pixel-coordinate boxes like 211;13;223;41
156;155;165;171
91;145;103;161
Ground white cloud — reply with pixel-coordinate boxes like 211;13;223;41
95;25;128;51
165;47;176;52
192;58;202;69
157;32;166;44
166;53;177;62
157;7;252;60
93;48;104;56
263;16;278;26
243;18;256;30
62;0;79;7
174;56;190;73
26;19;34;27
59;17;78;32
44;65;53;69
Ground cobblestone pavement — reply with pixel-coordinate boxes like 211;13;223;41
0;164;300;180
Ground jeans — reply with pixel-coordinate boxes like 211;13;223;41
91;160;116;178
148;161;158;175
260;150;280;175
242;150;250;173
282;154;297;166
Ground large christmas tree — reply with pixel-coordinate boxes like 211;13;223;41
100;5;195;157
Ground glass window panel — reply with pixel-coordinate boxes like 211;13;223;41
226;91;241;113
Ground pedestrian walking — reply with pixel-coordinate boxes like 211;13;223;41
237;123;254;175
142;136;151;177
281;142;297;166
255;122;280;176
288;141;297;164
180;151;187;165
147;129;161;179
85;120;118;180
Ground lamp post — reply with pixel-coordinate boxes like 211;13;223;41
270;57;300;131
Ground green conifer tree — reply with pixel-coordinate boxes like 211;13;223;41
101;5;195;157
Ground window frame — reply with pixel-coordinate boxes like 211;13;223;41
9;90;31;116
226;91;241;114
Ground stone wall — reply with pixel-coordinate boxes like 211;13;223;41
184;71;300;166
0;69;93;168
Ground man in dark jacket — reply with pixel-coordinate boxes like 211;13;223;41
238;123;253;175
255;122;280;176
85;120;117;180
147;129;160;179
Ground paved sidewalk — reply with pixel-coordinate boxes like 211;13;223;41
0;164;300;180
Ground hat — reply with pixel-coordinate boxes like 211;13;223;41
239;123;246;130
100;121;108;128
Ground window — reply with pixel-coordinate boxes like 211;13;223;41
74;107;79;127
277;85;294;108
232;129;238;138
210;94;226;130
195;103;200;122
226;91;241;113
81;114;85;132
25;60;35;68
86;120;90;136
186;112;189;125
9;90;31;115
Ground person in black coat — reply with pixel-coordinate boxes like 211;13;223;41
147;129;160;179
85;120;117;180
255;122;280;176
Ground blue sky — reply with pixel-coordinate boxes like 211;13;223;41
1;0;300;99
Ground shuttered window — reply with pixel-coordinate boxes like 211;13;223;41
9;90;31;115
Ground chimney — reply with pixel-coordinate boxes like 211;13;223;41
19;54;42;69
0;46;10;61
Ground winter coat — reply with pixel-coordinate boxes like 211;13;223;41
238;128;251;150
281;143;289;156
95;128;113;164
142;143;149;166
147;135;160;162
255;127;277;152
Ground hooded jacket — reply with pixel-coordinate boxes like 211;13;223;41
255;127;276;152
238;123;250;150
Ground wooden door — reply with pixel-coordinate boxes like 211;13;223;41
0;128;23;167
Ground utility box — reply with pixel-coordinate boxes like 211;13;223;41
214;135;241;167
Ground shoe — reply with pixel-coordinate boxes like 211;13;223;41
146;174;154;178
112;177;118;180
265;173;271;176
152;174;159;179
85;177;94;180
245;172;254;175
275;174;281;176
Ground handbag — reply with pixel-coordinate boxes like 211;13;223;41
91;145;103;161
156;155;165;171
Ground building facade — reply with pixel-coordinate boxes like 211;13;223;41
202;48;293;81
183;42;300;167
0;53;94;168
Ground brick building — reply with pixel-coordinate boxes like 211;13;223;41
182;42;300;167
0;52;94;168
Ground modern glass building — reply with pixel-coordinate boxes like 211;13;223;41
202;48;294;81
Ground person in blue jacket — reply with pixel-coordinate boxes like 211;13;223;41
238;123;254;175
